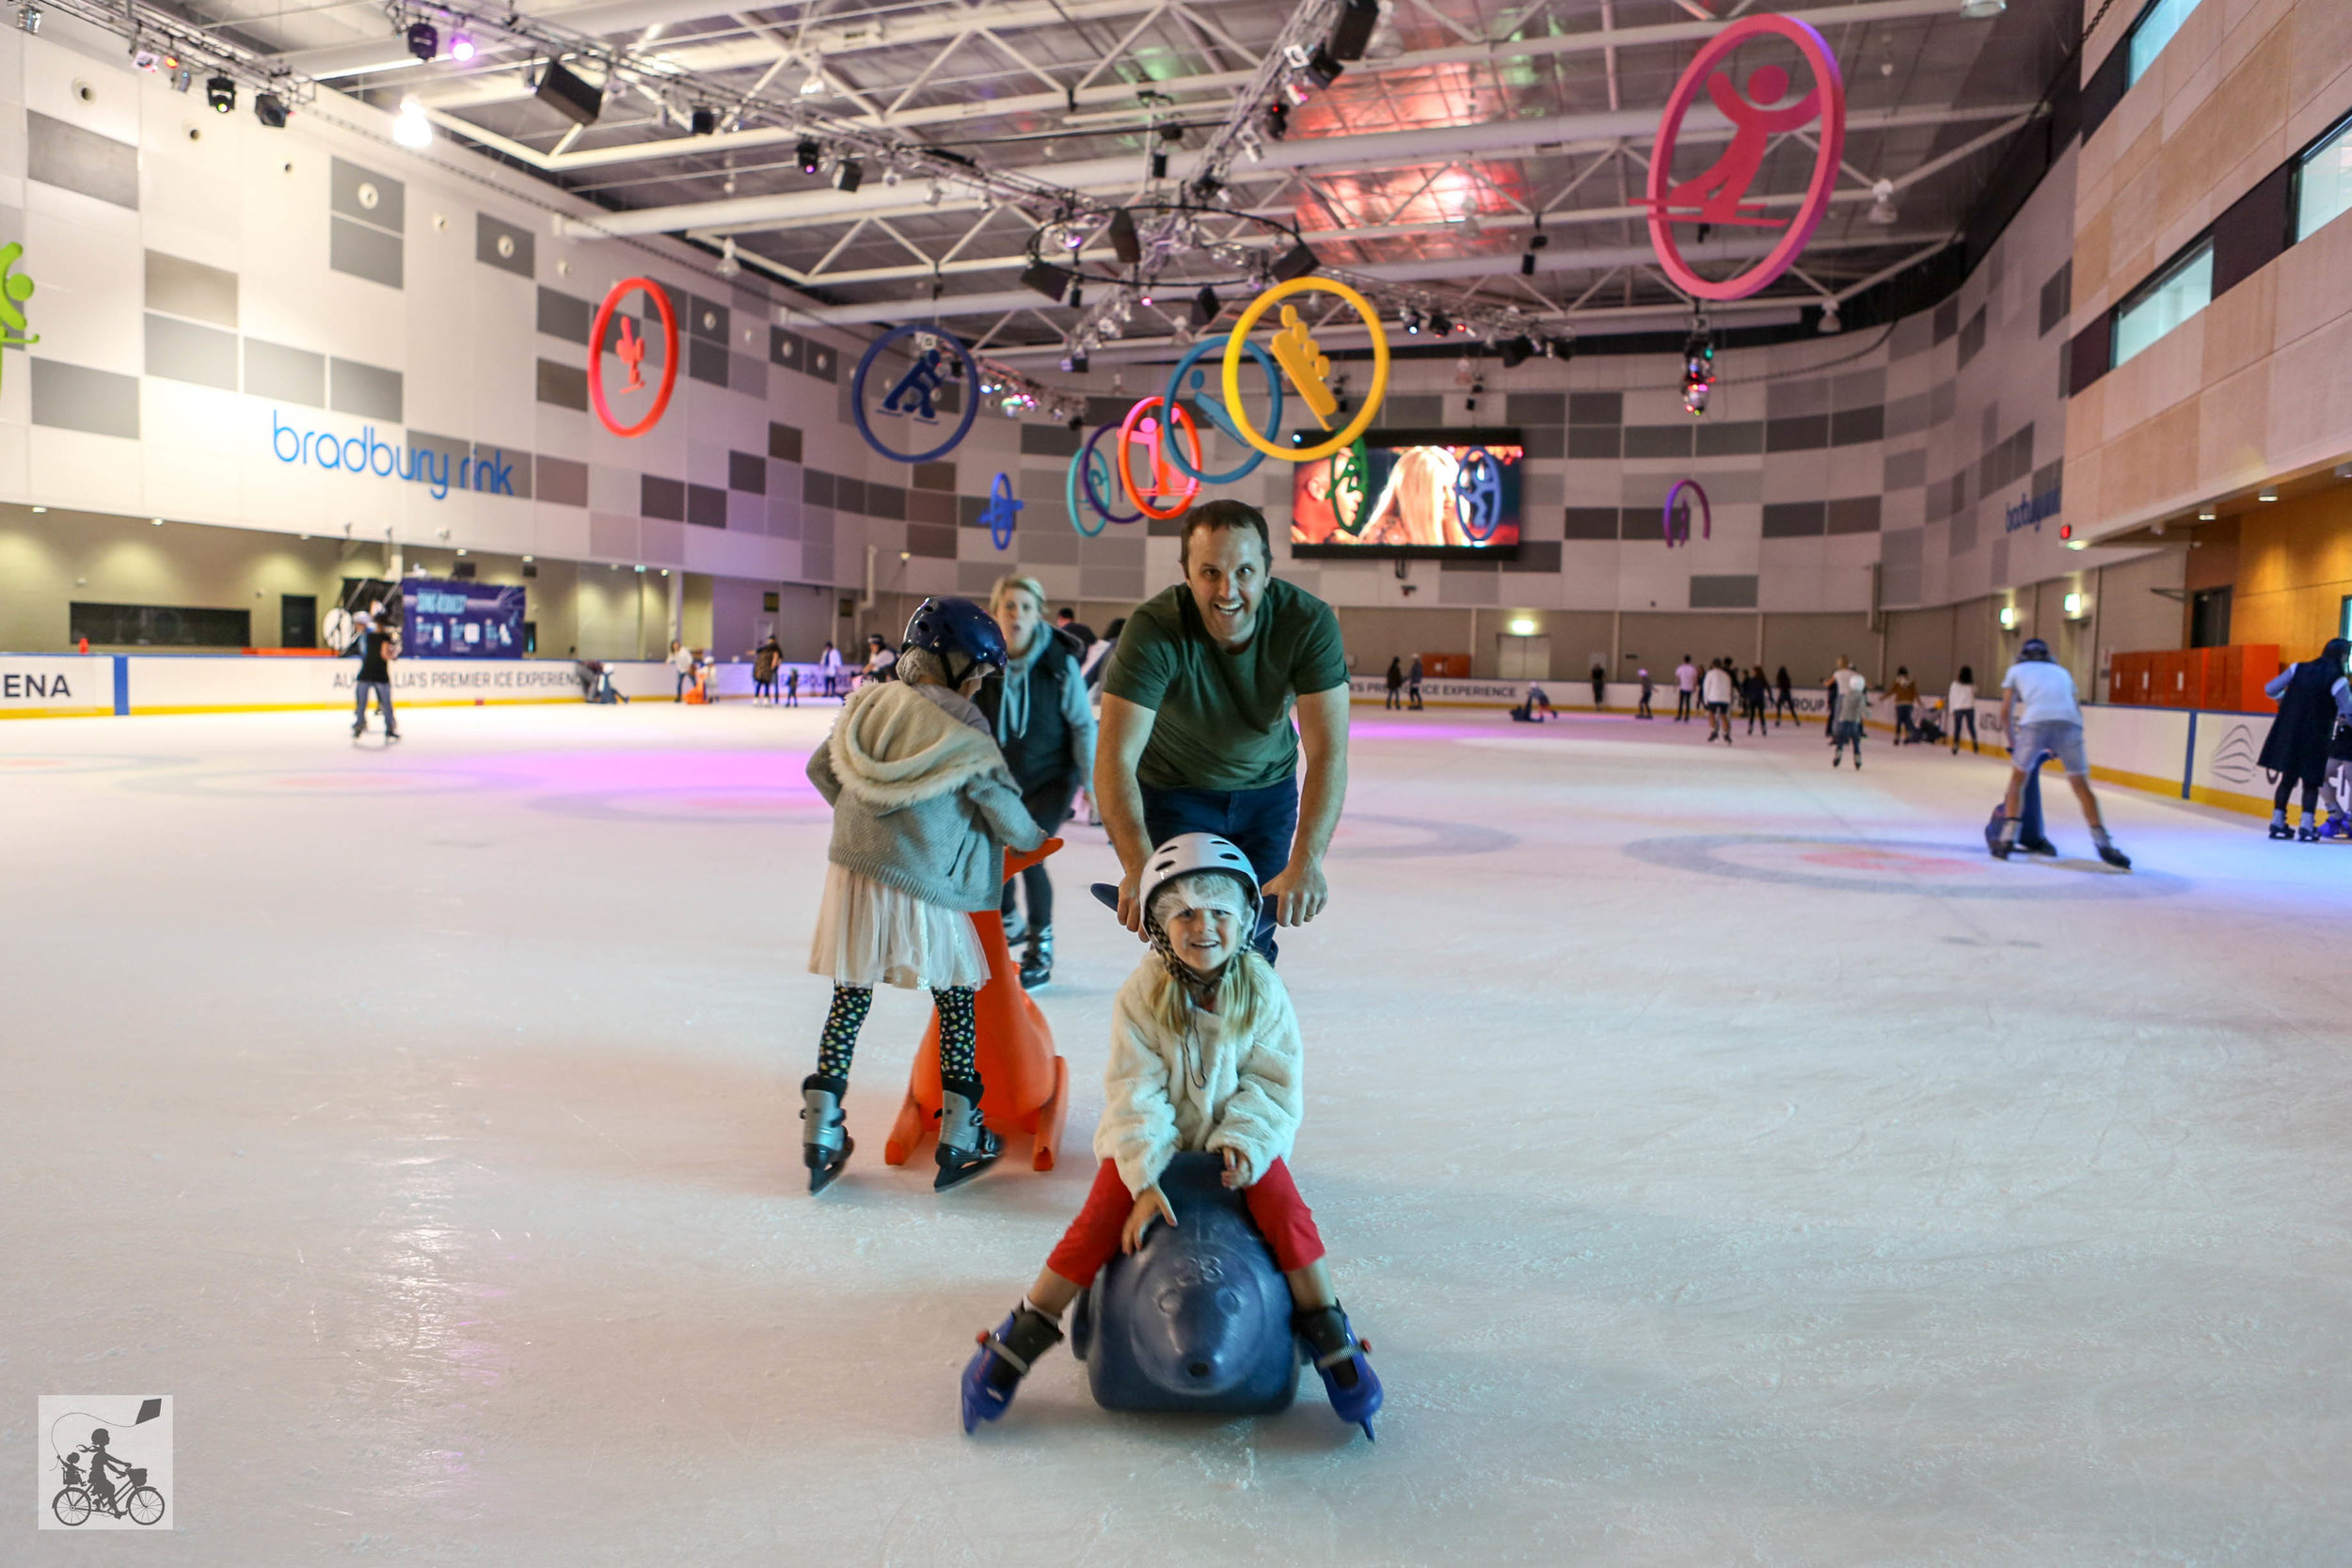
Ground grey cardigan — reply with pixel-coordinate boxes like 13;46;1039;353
806;680;1047;911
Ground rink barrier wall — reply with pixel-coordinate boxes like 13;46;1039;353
1343;675;2282;817
0;654;841;717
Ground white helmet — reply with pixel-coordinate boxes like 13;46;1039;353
1139;832;1260;928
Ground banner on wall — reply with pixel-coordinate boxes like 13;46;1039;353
402;579;526;657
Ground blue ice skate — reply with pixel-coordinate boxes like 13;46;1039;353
1295;1303;1383;1440
960;1305;1063;1433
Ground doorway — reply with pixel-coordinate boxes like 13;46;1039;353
2189;587;2232;649
1496;634;1549;679
280;594;317;649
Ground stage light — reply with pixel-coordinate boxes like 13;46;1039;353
1545;336;1575;361
1106;207;1140;266
1302;44;1343;88
18;6;40;33
1401;308;1422;335
254;91;290;128
534;57;602;126
1866;179;1899;226
1266;103;1289;140
1270;241;1319;282
1190;286;1220;328
796;137;821;174
1328;0;1379;61
715;237;740;277
799;55;825;95
206;74;235;113
393;98;432;148
1519;249;1536;276
1426;310;1450;336
169;64;192;91
1059;349;1089;372
1021;260;1076;303
1149;147;1168;179
832;158;863;192
691;105;717;135
449;31;474;61
1499;335;1534;368
405;20;437;62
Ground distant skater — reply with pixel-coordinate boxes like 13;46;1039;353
1675;656;1697;721
351;603;400;743
818;641;846;699
1772;665;1797;724
1637;668;1654;720
1991;638;2129;868
1589;662;1606;710
2258;638;2352;841
1509;684;1556;722
1947;666;1979;752
1384;657;1405;710
1890;667;1919;745
1740;665;1769;735
1829;657;1867;768
1702;658;1735;743
1406;656;1424;711
785;666;801;707
751;635;784;705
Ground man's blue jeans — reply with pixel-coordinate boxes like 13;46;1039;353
1140;780;1299;963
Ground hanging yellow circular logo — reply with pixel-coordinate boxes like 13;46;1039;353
1220;277;1390;464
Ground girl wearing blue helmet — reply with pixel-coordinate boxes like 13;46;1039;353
801;597;1046;1193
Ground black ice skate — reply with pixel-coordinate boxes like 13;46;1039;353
2091;829;2131;871
933;1079;1001;1191
801;1074;853;1194
1017;927;1053;990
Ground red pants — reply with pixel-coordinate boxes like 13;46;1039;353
1046;1156;1325;1286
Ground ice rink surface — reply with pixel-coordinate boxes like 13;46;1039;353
5;700;2349;1565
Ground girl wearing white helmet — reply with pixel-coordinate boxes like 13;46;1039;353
958;832;1382;1437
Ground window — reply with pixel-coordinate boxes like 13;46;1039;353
2126;0;2203;87
2112;240;2214;367
2296;112;2352;243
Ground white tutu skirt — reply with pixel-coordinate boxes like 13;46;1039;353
807;864;990;991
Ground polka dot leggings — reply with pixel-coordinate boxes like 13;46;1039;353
814;984;979;1085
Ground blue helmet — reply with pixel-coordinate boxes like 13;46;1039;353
902;596;1008;685
2019;637;2052;661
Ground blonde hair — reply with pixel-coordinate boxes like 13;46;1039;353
989;575;1048;617
1139;948;1281;1056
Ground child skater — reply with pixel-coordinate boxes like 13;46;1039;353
959;833;1382;1435
801;598;1045;1195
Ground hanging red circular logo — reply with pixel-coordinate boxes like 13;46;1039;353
588;277;679;438
1644;15;1845;303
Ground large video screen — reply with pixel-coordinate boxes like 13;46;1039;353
1290;428;1523;559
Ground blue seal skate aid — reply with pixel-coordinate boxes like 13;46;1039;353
1070;1152;1302;1416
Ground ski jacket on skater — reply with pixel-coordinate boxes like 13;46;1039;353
1096;958;1304;1197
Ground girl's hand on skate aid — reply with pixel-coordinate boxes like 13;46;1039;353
1219;1148;1257;1189
1121;1185;1176;1253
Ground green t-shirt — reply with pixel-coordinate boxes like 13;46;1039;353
1104;578;1348;791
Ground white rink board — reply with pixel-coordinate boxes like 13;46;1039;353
0;655;115;718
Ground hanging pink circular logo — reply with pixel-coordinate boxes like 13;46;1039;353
1644;15;1846;303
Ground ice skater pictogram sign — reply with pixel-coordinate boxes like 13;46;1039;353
1643;14;1845;302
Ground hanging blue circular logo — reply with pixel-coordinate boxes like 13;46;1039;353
982;471;1023;550
850;323;980;465
1157;334;1285;486
1454;446;1503;542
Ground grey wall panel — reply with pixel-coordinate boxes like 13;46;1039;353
686;483;727;528
688;338;728;387
31;358;138;438
330;357;404;420
536;287;592;344
475;212;533;277
1883;448;1929;490
1826;496;1883;534
329;216;404;289
1690;575;1758;609
730;353;766;399
1504;391;1565;425
145;251;237;327
535;454;589;506
686;294;729;342
145;313;237;389
1694;420;1763;456
330;158;405;231
535;358;587;411
1567;391;1621;424
727;450;768;494
643;475;686;520
245;339;326;406
28;114;137;209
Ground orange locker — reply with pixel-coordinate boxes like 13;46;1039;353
1419;653;1470;677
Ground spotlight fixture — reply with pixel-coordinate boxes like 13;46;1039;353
1059;349;1089;373
253;90;290;129
1270;240;1320;282
393;97;432;148
1149;146;1168;180
1189;285;1221;329
925;180;945;206
206;74;235;114
1266;103;1290;140
1544;336;1575;361
405;19;438;62
1426;310;1451;337
832;158;863;192
1681;323;1715;415
1817;300;1842;334
1866;178;1899;226
796;137;821;175
169;64;192;91
799;55;825;95
1959;0;2006;16
1401;308;1422;335
1519;249;1536;276
1021;260;1076;304
691;105;717;135
1300;43;1343;88
715;237;740;277
1191;173;1223;206
1106;206;1140;266
1498;335;1534;369
19;5;40;33
534;57;602;127
1328;0;1380;61
449;30;474;61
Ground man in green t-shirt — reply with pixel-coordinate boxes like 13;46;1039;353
1095;499;1351;961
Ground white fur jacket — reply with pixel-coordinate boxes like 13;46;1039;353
1094;958;1304;1196
804;680;1044;911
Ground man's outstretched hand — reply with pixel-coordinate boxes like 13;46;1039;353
1263;857;1328;927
